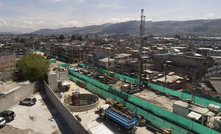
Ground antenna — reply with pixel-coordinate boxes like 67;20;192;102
138;9;145;90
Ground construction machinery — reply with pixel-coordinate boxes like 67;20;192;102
95;104;137;134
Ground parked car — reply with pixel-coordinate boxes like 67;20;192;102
20;97;37;106
0;117;6;128
0;110;16;122
13;72;24;81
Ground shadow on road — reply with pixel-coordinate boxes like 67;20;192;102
39;91;72;134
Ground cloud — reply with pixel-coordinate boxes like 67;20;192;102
49;0;63;2
0;19;48;32
87;17;136;26
200;13;215;20
205;13;215;18
77;0;84;3
109;17;135;23
95;3;123;9
0;19;9;27
59;21;83;27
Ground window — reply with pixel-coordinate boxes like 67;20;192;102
109;63;111;66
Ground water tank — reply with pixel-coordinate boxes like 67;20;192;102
208;104;215;111
214;105;220;113
208;104;220;113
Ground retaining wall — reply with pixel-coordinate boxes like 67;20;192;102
0;81;40;113
43;81;88;134
64;94;100;112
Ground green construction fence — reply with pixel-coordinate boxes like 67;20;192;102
69;73;193;134
49;59;56;63
95;66;221;112
58;63;70;67
68;69;220;134
77;63;87;68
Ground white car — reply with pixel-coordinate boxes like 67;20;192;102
20;97;37;106
0;117;6;128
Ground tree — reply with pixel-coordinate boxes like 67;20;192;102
58;34;65;40
78;35;82;41
20;38;26;43
15;37;21;43
17;54;50;82
71;34;76;40
174;34;180;39
26;42;34;48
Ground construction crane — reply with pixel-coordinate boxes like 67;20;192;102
138;9;145;89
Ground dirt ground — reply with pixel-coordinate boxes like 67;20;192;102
133;89;177;112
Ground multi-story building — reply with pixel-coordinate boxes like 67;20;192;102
113;53;133;65
99;57;115;69
153;54;214;82
205;56;221;78
10;44;27;58
68;45;91;63
50;43;92;63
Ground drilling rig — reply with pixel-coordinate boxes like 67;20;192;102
138;9;145;90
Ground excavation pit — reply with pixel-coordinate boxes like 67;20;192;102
64;93;100;112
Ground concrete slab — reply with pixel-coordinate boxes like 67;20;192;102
63;81;154;134
0;93;71;134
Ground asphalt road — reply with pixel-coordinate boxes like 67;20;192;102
0;92;71;134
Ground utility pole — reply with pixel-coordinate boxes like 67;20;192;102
138;9;145;89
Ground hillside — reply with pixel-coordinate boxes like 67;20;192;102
32;19;221;37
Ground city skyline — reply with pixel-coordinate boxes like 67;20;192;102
1;0;221;33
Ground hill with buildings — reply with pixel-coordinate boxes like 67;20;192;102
32;19;221;37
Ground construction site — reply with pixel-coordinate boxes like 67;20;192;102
42;10;221;134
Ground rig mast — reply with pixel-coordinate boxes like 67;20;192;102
138;9;145;89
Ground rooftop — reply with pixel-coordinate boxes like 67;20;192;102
155;75;183;83
114;53;131;59
99;57;115;63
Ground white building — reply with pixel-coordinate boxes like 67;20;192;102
99;57;115;69
205;56;221;78
114;53;133;65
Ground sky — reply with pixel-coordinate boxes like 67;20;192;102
0;0;221;33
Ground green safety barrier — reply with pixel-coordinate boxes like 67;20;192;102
58;63;70;67
59;57;65;62
68;70;220;134
77;63;87;68
95;66;221;112
68;73;193;134
49;59;56;63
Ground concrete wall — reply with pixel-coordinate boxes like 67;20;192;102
43;81;89;134
0;52;16;71
47;72;58;92
153;54;214;68
0;71;14;81
0;81;40;113
64;94;100;112
59;70;68;80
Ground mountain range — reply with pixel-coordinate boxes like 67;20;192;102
32;19;221;37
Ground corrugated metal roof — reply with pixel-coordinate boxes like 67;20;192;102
187;111;202;120
210;80;221;93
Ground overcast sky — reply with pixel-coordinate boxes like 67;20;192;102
1;0;221;33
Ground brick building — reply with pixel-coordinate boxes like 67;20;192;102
0;50;16;81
